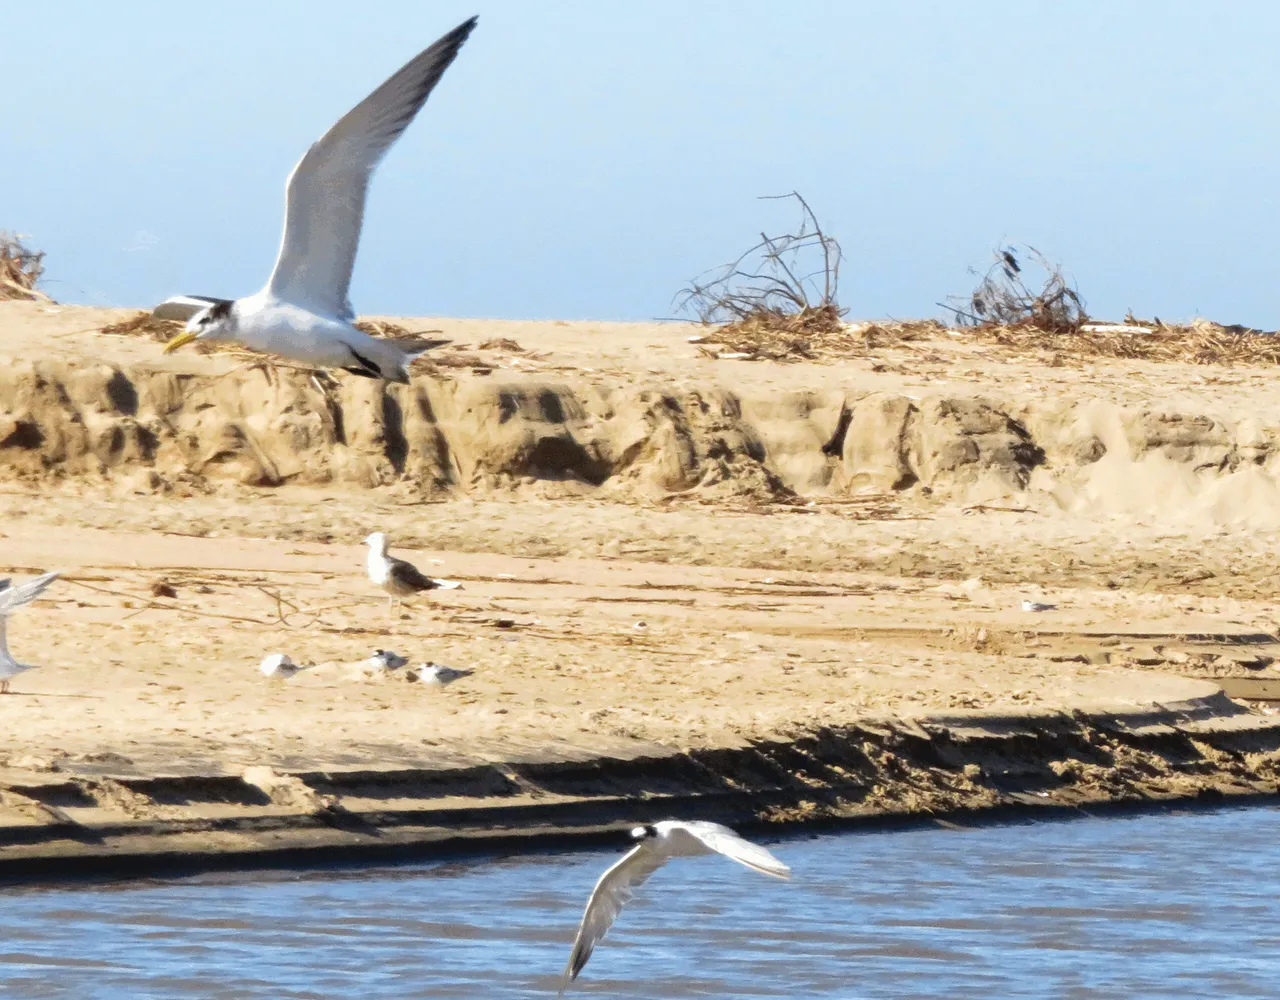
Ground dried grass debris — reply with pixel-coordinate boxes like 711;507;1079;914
353;319;415;340
100;312;183;343
0;232;50;302
477;337;526;353
980;315;1280;367
693;317;944;362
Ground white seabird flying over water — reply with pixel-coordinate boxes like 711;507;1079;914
364;532;463;610
0;572;60;693
156;16;478;383
558;820;790;995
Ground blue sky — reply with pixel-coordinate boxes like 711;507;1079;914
7;2;1280;324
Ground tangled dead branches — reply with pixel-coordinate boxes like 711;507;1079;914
675;192;848;357
0;232;49;302
942;243;1086;334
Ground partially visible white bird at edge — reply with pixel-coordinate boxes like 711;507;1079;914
259;653;306;679
413;662;473;687
364;532;463;610
363;649;409;671
0;572;60;693
558;820;790;995
155;16;479;382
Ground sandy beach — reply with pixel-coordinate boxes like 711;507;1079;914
1;299;1279;866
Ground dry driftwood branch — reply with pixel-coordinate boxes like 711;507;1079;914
673;192;849;359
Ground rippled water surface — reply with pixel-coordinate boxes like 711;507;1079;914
2;805;1278;998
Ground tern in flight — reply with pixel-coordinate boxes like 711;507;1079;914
558;820;791;994
157;17;478;383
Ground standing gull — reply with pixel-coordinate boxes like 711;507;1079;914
558;820;790;995
0;572;60;693
156;16;478;382
364;532;462;610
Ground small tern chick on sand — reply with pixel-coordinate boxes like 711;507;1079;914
364;532;463;611
0;573;60;693
364;649;409;671
259;653;305;678
156;17;478;382
413;663;473;687
558;820;790;994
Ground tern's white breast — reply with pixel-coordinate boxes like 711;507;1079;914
235;294;364;367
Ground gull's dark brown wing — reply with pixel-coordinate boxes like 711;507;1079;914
387;556;442;593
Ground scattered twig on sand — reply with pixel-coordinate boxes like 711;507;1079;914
0;232;51;303
64;578;273;627
675;192;853;361
941;243;1087;334
63;576;356;630
255;585;302;623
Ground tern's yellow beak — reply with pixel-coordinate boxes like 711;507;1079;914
163;330;199;354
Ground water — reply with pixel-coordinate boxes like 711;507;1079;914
1;805;1277;999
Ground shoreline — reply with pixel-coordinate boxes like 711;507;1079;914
4;689;1278;883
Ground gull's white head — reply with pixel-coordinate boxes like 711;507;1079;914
630;824;659;841
163;300;235;354
364;532;389;553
